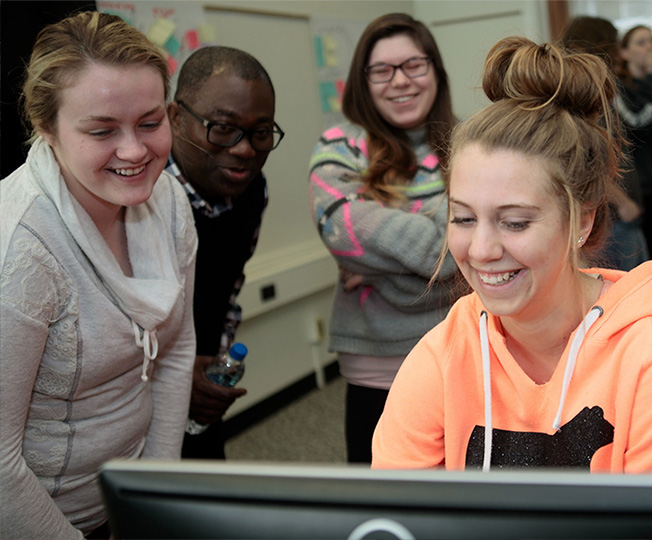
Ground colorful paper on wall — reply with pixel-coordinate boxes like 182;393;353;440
310;16;367;130
198;23;216;44
185;29;200;50
147;17;176;47
314;36;326;68
165;34;181;55
319;81;339;113
97;1;209;89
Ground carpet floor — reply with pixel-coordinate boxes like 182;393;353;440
225;375;347;463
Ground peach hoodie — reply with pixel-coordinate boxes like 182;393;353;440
372;262;652;472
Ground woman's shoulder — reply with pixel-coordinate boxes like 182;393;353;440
310;121;370;174
151;171;198;268
315;121;368;153
421;292;481;343
1;167;59;268
320;120;366;140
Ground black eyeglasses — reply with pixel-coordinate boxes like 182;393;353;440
177;100;284;152
364;56;432;84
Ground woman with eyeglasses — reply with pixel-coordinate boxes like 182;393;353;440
309;13;458;464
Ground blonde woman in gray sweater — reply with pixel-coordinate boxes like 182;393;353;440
0;12;197;538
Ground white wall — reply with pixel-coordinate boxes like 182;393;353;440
415;1;549;120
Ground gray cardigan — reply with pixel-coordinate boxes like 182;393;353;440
0;140;197;538
309;121;457;357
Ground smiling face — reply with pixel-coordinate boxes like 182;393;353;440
45;62;171;218
367;34;438;130
169;72;275;201
447;143;588;324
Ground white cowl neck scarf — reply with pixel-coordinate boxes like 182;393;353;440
27;137;183;380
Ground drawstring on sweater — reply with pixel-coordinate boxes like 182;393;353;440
132;320;159;382
552;306;603;431
479;306;603;472
479;311;492;472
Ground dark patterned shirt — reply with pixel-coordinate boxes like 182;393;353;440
165;155;268;352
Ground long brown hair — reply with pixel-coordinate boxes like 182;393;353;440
342;13;455;204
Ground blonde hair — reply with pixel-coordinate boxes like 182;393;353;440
22;11;169;143
432;37;623;287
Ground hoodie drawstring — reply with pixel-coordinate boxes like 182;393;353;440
479;311;492;472
132;320;159;382
479;306;603;472
552;306;603;430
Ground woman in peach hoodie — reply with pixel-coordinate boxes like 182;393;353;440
372;36;652;473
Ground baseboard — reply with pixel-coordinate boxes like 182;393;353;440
223;360;340;440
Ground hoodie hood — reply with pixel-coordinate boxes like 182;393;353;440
584;263;652;338
477;261;652;471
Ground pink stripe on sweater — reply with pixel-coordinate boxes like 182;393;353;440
311;174;364;257
311;173;345;199
334;203;364;256
410;200;423;213
324;126;345;140
421;154;439;169
359;285;372;307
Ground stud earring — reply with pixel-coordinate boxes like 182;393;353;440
578;236;585;247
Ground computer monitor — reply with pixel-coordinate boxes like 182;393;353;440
99;460;652;539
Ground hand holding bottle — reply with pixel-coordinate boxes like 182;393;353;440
186;344;248;433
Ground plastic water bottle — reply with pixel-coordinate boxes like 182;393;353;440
185;343;249;435
205;342;248;386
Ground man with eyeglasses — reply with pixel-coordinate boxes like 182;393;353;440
166;46;283;460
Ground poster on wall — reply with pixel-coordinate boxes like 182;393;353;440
310;16;367;131
97;0;216;92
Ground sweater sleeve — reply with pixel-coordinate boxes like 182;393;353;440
0;251;84;539
372;329;447;469
309;125;449;279
142;181;198;459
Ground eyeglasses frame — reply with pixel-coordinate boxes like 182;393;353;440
364;56;433;84
176;100;284;151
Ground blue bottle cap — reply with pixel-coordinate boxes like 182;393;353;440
229;342;248;360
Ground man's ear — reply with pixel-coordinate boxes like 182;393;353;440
167;101;182;137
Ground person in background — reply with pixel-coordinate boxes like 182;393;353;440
0;11;197;538
372;37;652;472
616;24;652;257
166;46;283;459
309;13;458;464
561;16;648;271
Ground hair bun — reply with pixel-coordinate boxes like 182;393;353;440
482;36;615;119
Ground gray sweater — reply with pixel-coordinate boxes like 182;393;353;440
0;140;197;538
309;122;457;357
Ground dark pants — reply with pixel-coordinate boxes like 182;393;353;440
345;383;389;464
181;420;227;460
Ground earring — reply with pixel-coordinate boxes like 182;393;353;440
578;236;585;247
